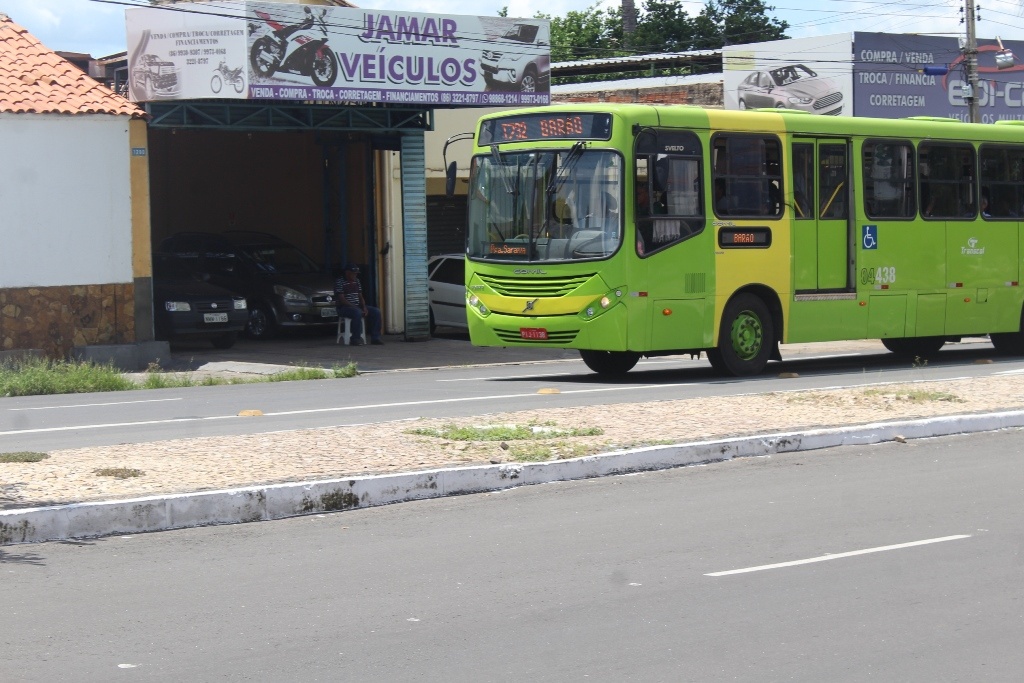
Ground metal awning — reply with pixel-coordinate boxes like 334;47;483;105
145;100;432;132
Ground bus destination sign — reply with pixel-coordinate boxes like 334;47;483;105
718;227;772;248
480;113;613;144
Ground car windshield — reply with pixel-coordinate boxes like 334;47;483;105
466;149;623;263
153;255;204;280
770;64;816;86
502;24;539;43
241;245;320;274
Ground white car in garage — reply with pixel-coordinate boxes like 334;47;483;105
427;253;467;333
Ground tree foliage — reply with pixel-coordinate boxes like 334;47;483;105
539;0;789;75
535;4;626;63
691;0;789;49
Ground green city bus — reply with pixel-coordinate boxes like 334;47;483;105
454;104;1024;376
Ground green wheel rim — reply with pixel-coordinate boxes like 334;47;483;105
729;309;763;361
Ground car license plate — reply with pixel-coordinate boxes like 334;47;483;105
520;327;548;340
321;308;338;318
204;312;228;323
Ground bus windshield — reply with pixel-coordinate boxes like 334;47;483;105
467;148;623;263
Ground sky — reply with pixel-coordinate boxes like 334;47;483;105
2;0;1024;58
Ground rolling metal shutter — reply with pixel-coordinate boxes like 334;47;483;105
401;133;430;340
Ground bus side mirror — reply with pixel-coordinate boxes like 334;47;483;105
445;161;457;197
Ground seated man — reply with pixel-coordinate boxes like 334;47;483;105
334;263;383;345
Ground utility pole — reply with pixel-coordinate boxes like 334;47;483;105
964;0;980;123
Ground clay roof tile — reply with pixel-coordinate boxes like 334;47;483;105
0;12;144;117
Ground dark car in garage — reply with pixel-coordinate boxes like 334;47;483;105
158;231;339;339
152;253;248;348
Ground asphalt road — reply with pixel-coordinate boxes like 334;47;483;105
1;339;1022;452
2;429;1022;681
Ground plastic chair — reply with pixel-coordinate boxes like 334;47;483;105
336;316;366;345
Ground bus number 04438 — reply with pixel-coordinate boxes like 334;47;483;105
861;267;896;285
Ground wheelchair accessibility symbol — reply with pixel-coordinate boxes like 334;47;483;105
862;225;878;250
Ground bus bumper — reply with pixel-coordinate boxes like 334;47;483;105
467;303;629;351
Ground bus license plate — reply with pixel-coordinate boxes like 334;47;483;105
204;312;228;323
520;327;548;340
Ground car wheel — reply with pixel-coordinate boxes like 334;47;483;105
246;304;275;339
519;67;538;93
211;332;237;349
429;308;437;335
775;103;786;109
738;98;747;110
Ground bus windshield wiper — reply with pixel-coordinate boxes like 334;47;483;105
490;144;515;196
547;140;587;195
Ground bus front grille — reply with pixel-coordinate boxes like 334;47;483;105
494;328;579;344
478;273;596;298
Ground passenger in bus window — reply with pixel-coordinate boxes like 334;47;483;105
714;179;729;215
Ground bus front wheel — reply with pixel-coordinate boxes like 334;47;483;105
707;294;774;376
580;350;640;376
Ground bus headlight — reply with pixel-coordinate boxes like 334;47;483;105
468;292;490;316
580;288;624;319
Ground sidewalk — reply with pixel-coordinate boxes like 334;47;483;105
156;329;581;377
3;335;1023;543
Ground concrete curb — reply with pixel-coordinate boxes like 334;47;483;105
3;410;1024;545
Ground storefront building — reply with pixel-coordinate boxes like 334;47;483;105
127;1;551;339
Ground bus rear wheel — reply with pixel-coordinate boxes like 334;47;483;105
707;293;774;376
990;308;1024;355
580;350;640;376
881;337;945;357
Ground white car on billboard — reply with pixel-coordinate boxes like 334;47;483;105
737;64;843;115
481;22;550;93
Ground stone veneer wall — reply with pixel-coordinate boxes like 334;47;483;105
554;81;723;107
0;284;136;359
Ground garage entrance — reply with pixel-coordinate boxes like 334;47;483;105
144;100;433;339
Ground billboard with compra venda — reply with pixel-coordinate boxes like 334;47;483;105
723;34;854;116
125;1;550;107
854;32;1024;122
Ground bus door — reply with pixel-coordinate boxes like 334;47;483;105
792;139;850;291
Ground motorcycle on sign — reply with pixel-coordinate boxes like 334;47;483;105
249;6;338;87
210;60;245;94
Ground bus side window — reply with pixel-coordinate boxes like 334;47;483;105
918;141;974;219
864;140;915;219
634;132;704;256
712;134;783;219
980;144;1024;219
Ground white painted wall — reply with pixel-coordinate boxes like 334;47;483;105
0;112;134;288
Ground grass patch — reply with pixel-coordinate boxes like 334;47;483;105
509;442;595;462
94;467;144;479
269;366;332;382
407;423;605;441
332;362;359;378
0;451;50;463
0;357;361;398
862;388;964;403
0;357;134;397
